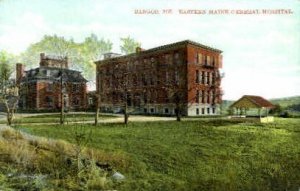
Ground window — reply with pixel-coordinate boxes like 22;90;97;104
207;72;210;85
151;57;155;63
45;96;53;107
199;71;202;84
175;71;179;85
196;90;199;103
149;91;156;104
196;108;199;115
206;55;210;65
88;97;93;105
207;108;210;114
164;108;169;114
175;53;182;65
46;83;53;92
202;90;205;103
142;74;147;86
165;54;172;64
202;71;205;84
143;92;148;104
212;72;215;85
150;108;155;113
207;91;210;103
196;70;199;83
212;108;216;114
150;76;154;85
166;72;169;84
144;108;148;113
197;53;202;64
201;108;205;114
73;84;80;92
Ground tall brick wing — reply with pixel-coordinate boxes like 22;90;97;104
95;40;224;116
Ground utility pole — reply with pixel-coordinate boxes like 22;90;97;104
60;61;64;125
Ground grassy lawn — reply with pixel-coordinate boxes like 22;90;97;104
16;118;300;191
0;113;116;124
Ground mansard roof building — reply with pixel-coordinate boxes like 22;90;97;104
95;40;224;116
17;53;87;111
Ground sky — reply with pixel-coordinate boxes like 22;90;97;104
0;0;299;100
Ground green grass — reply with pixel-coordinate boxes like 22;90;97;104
16;118;300;191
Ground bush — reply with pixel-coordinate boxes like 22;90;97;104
279;111;291;118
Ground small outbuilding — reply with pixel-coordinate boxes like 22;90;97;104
229;95;275;122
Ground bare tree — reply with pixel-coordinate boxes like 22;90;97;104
0;60;19;126
94;94;100;126
113;65;131;125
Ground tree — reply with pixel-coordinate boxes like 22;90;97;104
120;36;141;54
94;94;100;126
269;104;282;115
0;51;18;126
19;35;77;67
80;34;112;126
164;74;187;122
112;65;131;125
80;34;113;80
19;34;112;81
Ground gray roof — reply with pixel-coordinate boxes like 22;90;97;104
21;67;87;83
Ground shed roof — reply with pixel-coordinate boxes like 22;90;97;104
230;95;275;109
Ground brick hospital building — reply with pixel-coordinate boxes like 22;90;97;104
16;53;88;111
95;40;224;116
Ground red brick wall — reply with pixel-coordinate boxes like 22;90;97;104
24;81;87;110
95;42;223;112
96;46;188;106
187;44;222;104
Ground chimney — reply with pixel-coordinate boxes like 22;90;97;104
40;53;45;60
40;53;45;67
16;63;25;85
64;56;69;69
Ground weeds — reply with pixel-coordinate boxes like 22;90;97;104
0;126;115;190
16;118;300;191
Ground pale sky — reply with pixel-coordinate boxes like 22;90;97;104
0;0;299;100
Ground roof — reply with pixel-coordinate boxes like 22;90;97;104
95;40;222;64
230;95;275;109
21;66;87;83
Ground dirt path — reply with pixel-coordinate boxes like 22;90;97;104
1;112;177;126
14;115;177;126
